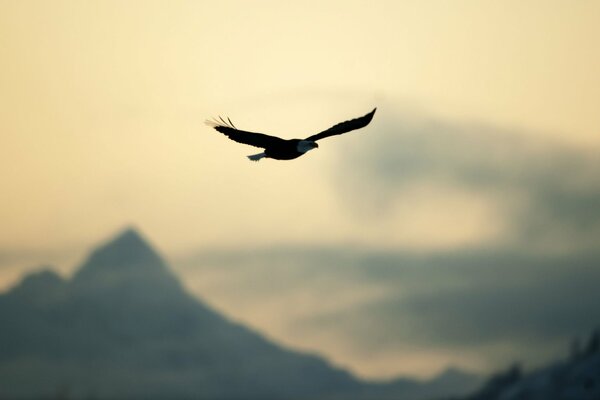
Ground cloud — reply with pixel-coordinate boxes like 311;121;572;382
332;108;600;251
176;246;600;377
309;249;600;344
171;109;600;378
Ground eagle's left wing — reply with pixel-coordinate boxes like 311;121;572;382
206;117;286;149
304;108;376;142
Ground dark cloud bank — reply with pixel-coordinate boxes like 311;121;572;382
181;247;600;372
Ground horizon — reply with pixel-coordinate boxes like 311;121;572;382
4;225;600;381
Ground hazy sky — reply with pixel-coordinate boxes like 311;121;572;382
1;0;600;379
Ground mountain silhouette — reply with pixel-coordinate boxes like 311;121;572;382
73;228;173;283
0;228;480;399
450;330;600;400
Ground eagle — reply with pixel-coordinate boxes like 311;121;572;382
206;108;376;161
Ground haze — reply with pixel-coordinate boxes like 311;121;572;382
1;1;600;379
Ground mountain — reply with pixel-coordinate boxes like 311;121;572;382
0;228;480;399
449;332;600;400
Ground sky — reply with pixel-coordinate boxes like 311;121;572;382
1;0;600;380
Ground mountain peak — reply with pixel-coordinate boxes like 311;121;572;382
8;267;66;304
84;227;160;266
72;227;175;288
11;268;64;293
114;225;144;242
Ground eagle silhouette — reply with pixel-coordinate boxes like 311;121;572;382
206;108;376;161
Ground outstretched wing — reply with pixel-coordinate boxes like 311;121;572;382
305;108;377;142
206;117;285;149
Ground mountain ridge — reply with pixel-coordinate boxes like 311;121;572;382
451;341;600;400
0;228;481;399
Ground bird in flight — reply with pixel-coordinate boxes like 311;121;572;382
206;108;376;161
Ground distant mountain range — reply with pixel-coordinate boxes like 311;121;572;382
446;331;600;400
0;228;481;399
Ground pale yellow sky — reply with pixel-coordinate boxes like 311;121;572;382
1;0;600;379
2;0;599;251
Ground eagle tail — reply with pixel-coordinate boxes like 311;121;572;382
205;116;236;129
247;152;266;161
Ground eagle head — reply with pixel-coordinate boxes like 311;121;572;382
297;140;318;153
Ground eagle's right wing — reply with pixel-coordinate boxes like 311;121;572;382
206;117;285;149
305;108;376;142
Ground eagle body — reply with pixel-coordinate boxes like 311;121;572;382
206;108;376;161
262;139;316;160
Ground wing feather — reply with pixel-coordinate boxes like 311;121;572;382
305;108;376;142
206;117;285;149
